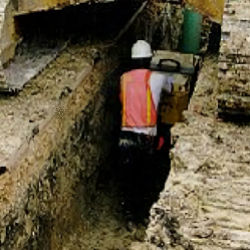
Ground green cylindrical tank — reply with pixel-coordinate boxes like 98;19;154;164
180;9;202;54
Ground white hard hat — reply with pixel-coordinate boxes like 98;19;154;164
131;40;153;59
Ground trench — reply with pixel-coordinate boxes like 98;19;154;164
55;77;172;249
3;2;204;249
12;2;163;249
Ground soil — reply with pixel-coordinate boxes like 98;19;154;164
60;171;147;250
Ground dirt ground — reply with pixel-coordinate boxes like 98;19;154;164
60;170;147;250
57;139;171;250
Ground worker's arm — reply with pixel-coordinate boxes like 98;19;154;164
162;74;174;94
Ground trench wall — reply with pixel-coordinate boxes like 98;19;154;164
217;0;250;117
0;0;168;247
0;52;120;249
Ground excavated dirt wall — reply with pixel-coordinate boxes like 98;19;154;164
217;0;250;118
0;44;121;249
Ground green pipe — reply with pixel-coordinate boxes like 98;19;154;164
180;9;202;54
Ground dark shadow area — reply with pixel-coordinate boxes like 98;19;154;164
116;134;171;223
189;58;202;100
89;65;171;226
15;0;137;43
7;0;140;92
218;110;250;124
207;22;221;54
97;142;171;224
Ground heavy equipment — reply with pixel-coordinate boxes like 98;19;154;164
151;50;198;125
184;0;225;23
150;49;200;151
0;0;116;92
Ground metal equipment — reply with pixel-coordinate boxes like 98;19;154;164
151;50;197;125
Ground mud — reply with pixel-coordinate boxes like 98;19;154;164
0;39;121;249
60;167;148;250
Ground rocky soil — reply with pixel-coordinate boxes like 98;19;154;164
60;168;147;250
218;0;250;118
0;1;171;248
131;56;250;250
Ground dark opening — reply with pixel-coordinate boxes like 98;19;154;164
207;22;221;54
14;1;137;43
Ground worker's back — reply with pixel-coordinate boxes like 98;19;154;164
120;69;173;136
120;69;157;128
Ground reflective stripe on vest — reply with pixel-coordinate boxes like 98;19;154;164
121;69;157;127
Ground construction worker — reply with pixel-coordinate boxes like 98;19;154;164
118;40;173;219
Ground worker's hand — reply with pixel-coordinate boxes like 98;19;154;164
156;136;165;151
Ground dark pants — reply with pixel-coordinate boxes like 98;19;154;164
118;131;165;220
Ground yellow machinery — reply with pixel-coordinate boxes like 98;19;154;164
184;0;225;23
160;74;190;124
151;50;198;125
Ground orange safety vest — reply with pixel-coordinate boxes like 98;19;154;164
120;69;157;127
